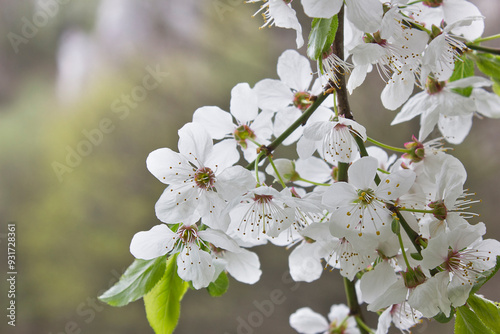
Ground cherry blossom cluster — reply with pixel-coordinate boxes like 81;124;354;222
125;0;500;333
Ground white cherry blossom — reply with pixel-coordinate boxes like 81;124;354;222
130;223;261;289
147;122;255;229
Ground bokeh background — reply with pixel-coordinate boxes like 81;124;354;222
1;1;499;333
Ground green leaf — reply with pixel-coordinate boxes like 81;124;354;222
455;305;495;334
467;294;500;331
434;308;455;323
144;254;189;334
98;255;167;307
476;53;500;80
207;271;229;297
492;77;500;96
307;16;339;61
449;55;474;97
471;256;500;295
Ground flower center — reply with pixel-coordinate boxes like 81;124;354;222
234;125;256;149
403;135;425;163
429;199;447;220
357;189;375;205
425;77;446;95
423;0;443;8
402;266;427;289
177;225;198;244
293;91;312;111
194;167;215;190
253;194;274;204
364;31;387;47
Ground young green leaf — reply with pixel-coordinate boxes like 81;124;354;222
144;254;189;334
492;78;500;96
307;16;339;62
98;255;167;307
476;53;500;80
449;55;474;97
455;305;494;334
433;308;455;323
207;271;229;297
467;294;500;331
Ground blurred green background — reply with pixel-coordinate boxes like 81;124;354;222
1;1;499;333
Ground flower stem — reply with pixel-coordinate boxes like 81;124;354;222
467;44;500;55
268;156;287;188
245;92;329;169
297;177;330;187
399;207;434;214
367;137;409;153
474;34;500;43
343;277;370;334
254;151;264;184
394;209;423;253
397;223;412;270
333;6;352;120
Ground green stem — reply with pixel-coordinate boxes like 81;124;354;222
473;34;500;44
467;44;500;55
395;210;423;254
268;156;287;188
297;177;330;187
399;207;434;214
246;92;329;169
248;137;262;147
397;227;412;270
367;137;409;153
406;0;424;5
254;151;264;184
343;277;369;334
333;90;339;117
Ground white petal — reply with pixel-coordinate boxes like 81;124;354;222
289;307;329;334
177;245;215;289
155;184;198;223
146;148;192;184
346;0;383;33
215;166;255;200
347;64;369;93
206;139;239;170
301;0;343;18
303;121;334;141
408;272;451;318
443;0;484;40
289;243;323;282
192;106;234;139
323;182;357;208
360;261;398;304
269;0;304;48
199;229;241;253
178;122;212;164
376;169;415;201
130;224;175;260
392;92;429;125
296;136;318;160
254;78;293;112
230;82;259;123
438;114;473;144
222;248;262;284
367;280;407;312
348;156;378;189
472;89;500;118
381;69;415;111
277;49;312;91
